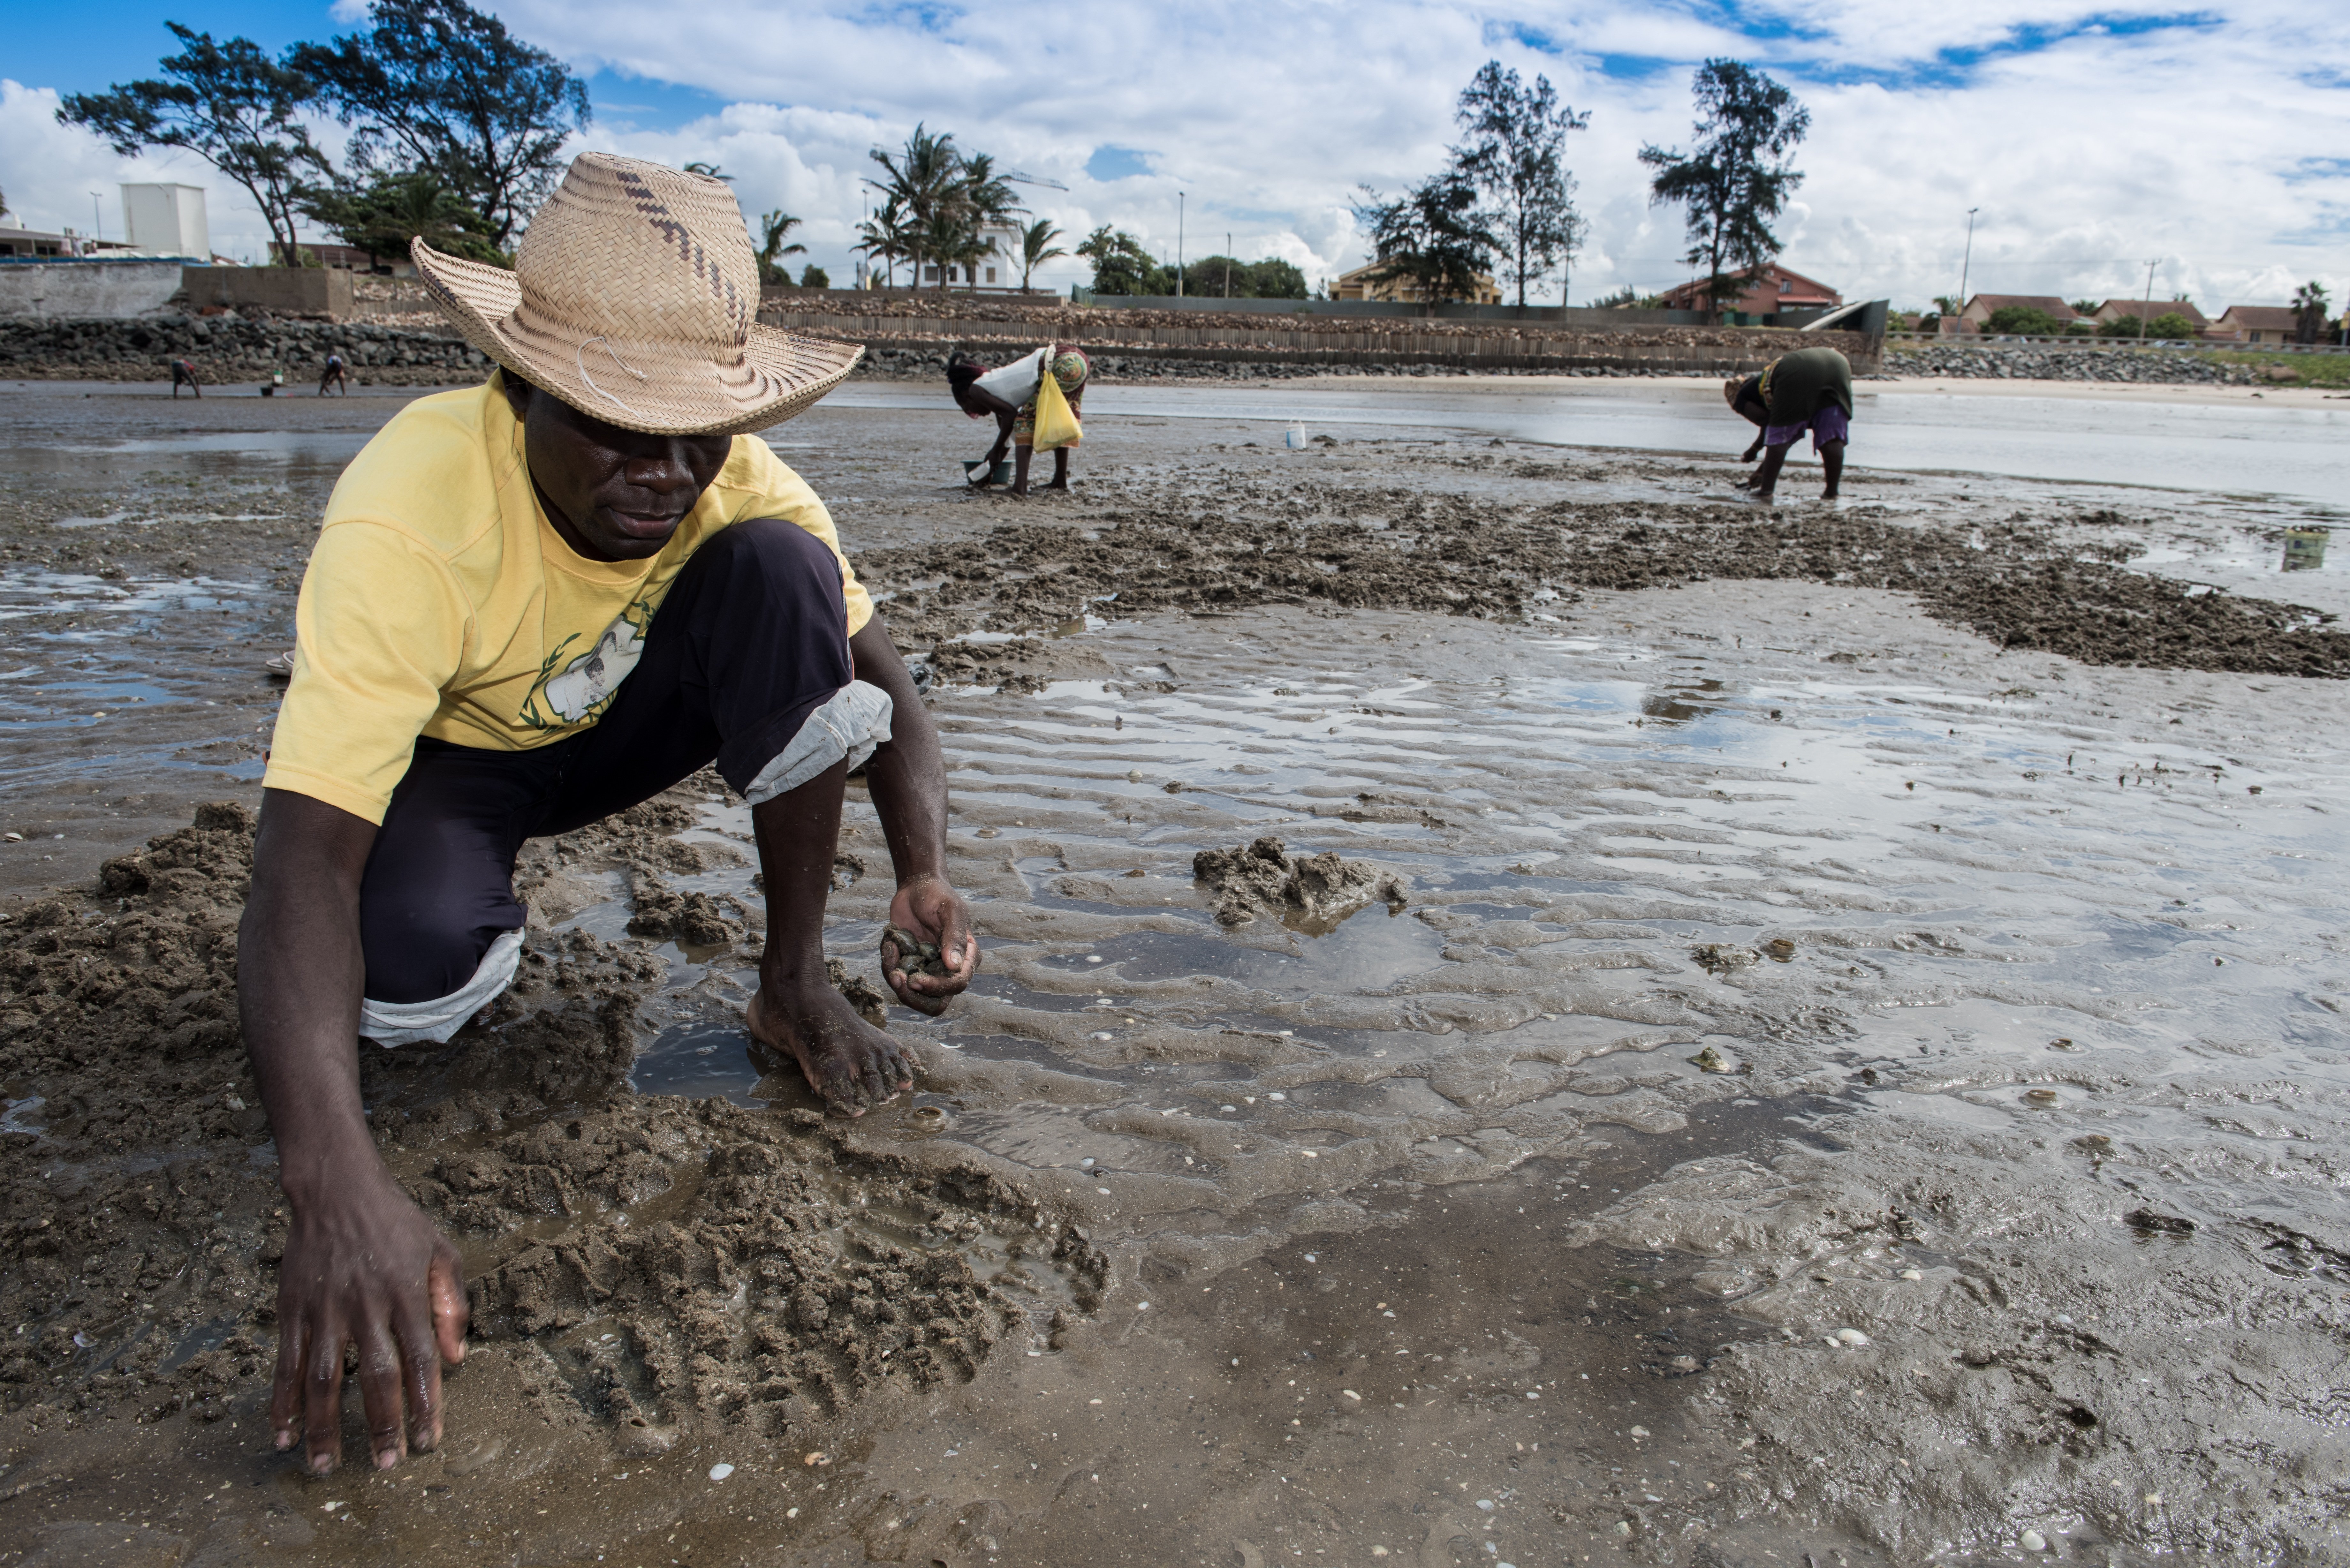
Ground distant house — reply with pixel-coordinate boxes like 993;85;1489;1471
2204;305;2302;345
2091;298;2208;332
0;218;80;260
1334;262;1503;305
1954;295;2081;333
914;222;1025;291
1656;263;1838;322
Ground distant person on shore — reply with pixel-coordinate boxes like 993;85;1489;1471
947;344;1088;496
237;155;976;1476
318;351;349;396
1724;344;1851;502
170;357;201;398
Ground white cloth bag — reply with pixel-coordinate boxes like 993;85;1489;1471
972;345;1050;408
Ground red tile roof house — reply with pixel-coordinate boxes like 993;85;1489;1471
2091;298;2209;335
2203;305;2303;345
1947;295;2082;335
1656;263;1839;323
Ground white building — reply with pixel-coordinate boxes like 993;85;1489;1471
119;184;209;260
916;222;1027;291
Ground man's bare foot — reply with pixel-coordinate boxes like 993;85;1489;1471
747;983;915;1116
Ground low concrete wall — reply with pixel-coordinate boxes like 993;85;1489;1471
180;265;354;319
0;261;187;320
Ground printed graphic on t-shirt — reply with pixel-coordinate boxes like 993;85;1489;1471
522;601;653;727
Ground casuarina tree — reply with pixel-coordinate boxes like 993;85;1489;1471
59;25;328;266
1351;167;1500;310
292;0;590;248
1452;61;1588;308
2292;281;2331;345
1640;60;1810;317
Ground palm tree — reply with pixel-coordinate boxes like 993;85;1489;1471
867;123;965;288
1017;219;1066;292
854;193;910;287
756;210;806;286
683;161;732;181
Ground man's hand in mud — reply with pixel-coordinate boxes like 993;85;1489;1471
270;1167;467;1474
881;871;978;1015
1741;441;1765;464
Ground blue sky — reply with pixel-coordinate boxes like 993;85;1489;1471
5;0;2345;307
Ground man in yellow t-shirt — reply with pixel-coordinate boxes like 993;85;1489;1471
238;155;978;1477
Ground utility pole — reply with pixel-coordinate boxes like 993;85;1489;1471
90;192;104;243
1225;232;1231;298
2142;257;2159;338
1957;207;1979;316
1176;192;1184;298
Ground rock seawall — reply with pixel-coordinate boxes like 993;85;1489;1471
1887;342;2286;386
0;313;490;384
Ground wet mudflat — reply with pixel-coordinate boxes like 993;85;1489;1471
2;381;2347;1567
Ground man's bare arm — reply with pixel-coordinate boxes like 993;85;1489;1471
240;789;467;1474
850;617;978;1011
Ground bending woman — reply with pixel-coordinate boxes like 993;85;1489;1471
1724;345;1851;502
948;345;1088;496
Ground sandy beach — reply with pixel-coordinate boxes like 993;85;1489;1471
2;375;2345;1567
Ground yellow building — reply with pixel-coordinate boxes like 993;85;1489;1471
1333;262;1502;306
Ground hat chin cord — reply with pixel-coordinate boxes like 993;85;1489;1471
576;335;651;419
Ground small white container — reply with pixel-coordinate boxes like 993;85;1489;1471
1285;424;1308;449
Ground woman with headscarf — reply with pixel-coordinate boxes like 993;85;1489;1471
1723;344;1852;502
948;343;1089;496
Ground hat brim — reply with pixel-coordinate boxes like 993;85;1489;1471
412;239;863;437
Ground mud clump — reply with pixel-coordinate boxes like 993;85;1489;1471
1192;835;1408;928
443;1098;1103;1444
626;886;746;947
825;956;891;1029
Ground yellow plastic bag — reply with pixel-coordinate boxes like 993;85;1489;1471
1031;366;1082;452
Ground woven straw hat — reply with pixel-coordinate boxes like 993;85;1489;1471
412;152;861;436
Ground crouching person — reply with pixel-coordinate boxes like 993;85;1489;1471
236;155;978;1476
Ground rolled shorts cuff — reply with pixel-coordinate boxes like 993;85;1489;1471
360;927;525;1047
742;679;895;805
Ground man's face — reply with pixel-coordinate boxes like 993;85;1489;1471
507;379;734;562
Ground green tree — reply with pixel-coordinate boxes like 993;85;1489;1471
1985;304;2066;336
1076;226;1169;295
2099;314;2146;340
683;161;730;181
1452;60;1589;307
756;211;806;286
799;263;830;290
1639;60;1810;317
297;168;505;265
2146;311;2198;341
1351;167;1499;310
58;25;328;268
291;0;590;247
1017;218;1066;291
2069;299;2099;316
1246;257;1309;299
2293;281;2331;345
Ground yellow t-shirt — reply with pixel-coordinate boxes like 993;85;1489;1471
264;375;872;824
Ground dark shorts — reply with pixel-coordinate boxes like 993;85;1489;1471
357;516;853;1007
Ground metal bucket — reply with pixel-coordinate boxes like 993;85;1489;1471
2283;527;2329;572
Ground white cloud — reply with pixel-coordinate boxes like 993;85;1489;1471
10;2;2348;308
